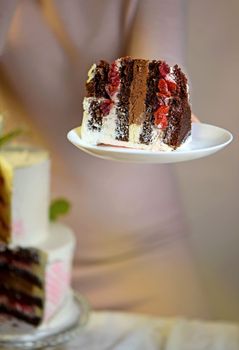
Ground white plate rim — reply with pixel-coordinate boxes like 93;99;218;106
67;123;233;155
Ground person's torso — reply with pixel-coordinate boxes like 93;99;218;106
0;0;186;261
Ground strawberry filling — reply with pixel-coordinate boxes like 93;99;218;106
167;80;177;92
154;106;169;129
158;78;171;97
154;62;178;130
0;256;33;272
0;295;35;315
100;99;113;116
11;301;35;315
159;62;170;78
99;61;120;117
106;62;120;97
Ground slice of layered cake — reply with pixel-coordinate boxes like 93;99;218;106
82;57;191;151
0;224;75;328
0;246;47;326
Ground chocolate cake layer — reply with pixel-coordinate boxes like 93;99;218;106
0;275;40;296
0;305;41;326
0;264;43;288
140;60;160;144
129;59;148;125
164;65;191;147
87;100;103;131
83;56;191;150
0;245;42;264
86;60;109;98
0;285;43;308
0;246;45;327
115;57;134;141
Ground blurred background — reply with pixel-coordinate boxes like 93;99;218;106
0;0;238;321
175;0;239;321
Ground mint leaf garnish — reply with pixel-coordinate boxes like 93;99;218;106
49;198;71;222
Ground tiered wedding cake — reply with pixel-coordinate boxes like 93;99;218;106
0;145;75;330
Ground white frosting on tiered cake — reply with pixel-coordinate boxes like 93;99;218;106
0;146;49;245
0;145;76;331
40;223;75;323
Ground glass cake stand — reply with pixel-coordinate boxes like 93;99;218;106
0;292;89;349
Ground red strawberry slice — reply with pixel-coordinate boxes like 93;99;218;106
157;92;170;100
155;105;169;115
154;106;169;129
166;80;177;92
158;79;171;97
154;114;168;129
106;62;120;96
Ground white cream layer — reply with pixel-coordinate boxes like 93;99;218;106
82;98;174;151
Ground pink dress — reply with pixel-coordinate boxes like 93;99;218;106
0;0;209;317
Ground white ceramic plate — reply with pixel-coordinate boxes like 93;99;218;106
67;123;233;164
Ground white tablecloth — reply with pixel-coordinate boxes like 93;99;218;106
65;312;239;350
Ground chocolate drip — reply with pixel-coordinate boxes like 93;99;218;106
115;57;134;141
140;61;161;144
163;65;191;147
86;60;109;98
